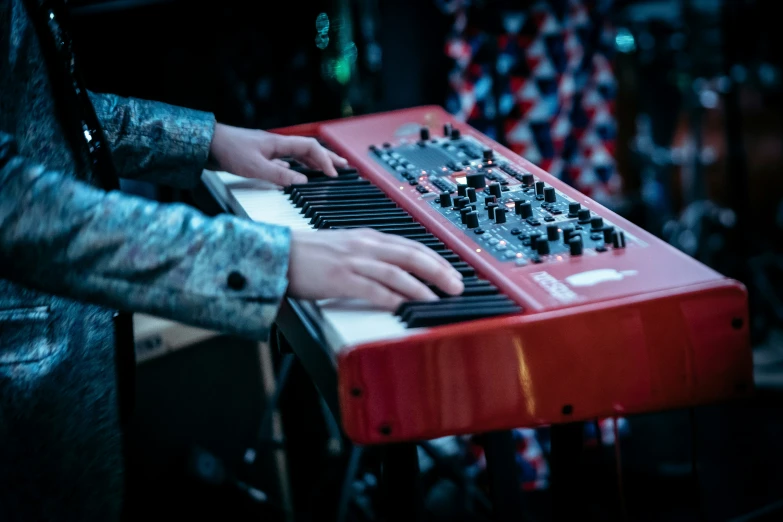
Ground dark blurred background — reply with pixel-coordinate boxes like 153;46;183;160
68;0;783;520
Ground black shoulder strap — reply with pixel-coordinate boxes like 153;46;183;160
22;0;119;191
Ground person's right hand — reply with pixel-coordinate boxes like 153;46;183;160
287;229;465;310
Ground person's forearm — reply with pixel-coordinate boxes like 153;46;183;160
0;131;289;340
88;91;216;189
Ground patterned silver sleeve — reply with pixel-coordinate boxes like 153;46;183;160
88;91;217;189
0;131;291;341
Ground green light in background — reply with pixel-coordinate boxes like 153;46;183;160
334;57;351;84
342;42;357;64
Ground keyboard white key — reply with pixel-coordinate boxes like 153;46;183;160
216;172;313;231
210;171;416;352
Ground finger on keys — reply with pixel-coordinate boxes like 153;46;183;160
343;274;408;311
360;241;463;296
272;159;290;168
351;258;439;303
275;136;339;178
378;233;460;274
266;160;307;186
307;143;339;178
327;150;349;167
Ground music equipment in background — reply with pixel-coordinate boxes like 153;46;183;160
616;0;728;237
199;106;752;519
615;0;783;350
133;314;219;364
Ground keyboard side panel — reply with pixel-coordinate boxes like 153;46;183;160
336;279;753;444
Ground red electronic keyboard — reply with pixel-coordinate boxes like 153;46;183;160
201;106;753;446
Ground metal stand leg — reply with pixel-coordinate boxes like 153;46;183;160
550;422;585;521
380;443;423;521
482;430;526;521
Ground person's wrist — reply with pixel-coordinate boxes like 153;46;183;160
207;123;228;170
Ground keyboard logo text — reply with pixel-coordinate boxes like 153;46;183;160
530;271;582;304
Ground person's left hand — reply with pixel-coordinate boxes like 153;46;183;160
208;123;349;186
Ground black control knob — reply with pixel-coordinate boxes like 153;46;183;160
521;173;535;186
547;224;559;241
488;183;502;198
439;192;452;207
466;211;479;228
568;202;581;217
530;232;542;249
562;224;575;243
420;126;430;141
450;127;461;140
457;185;468;197
466;187;477;203
444;123;452;137
487;203;498;219
537;239;550;255
613;231;627;248
454;197;469;209
495;207;507;224
535;181;545;197
485;195;497;206
482;148;493;161
602;226;615;242
544;186;556;203
460;207;473;224
466;173;486;189
517;201;533;218
591;216;604;230
569;237;583;256
578;209;591;223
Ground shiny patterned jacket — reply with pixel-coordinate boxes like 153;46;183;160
0;0;291;519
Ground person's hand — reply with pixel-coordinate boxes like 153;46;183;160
287;229;465;310
209;123;348;186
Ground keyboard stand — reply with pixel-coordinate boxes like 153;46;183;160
482;430;527;521
550;422;587;520
276;298;429;520
380;443;424;521
275;298;341;419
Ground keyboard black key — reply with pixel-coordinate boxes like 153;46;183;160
400;306;523;328
302;201;398;217
338;224;428;235
320;216;415;229
289;179;373;192
312;209;409;228
294;192;390;206
290;166;358;177
304;202;399;218
283;174;362;193
397;295;515;320
293;189;385;205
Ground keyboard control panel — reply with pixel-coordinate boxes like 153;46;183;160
370;126;643;265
